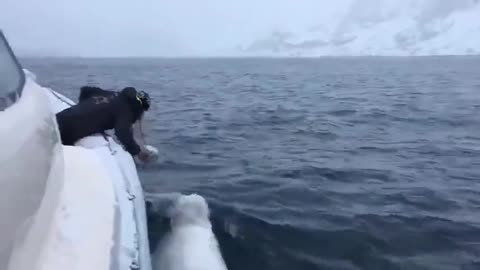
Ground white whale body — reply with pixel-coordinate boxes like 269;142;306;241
153;194;228;270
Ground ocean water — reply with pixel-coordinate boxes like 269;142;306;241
23;57;480;270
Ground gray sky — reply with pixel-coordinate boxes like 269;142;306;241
1;0;350;56
1;0;477;57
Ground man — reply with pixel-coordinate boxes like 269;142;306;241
56;86;152;162
77;86;148;147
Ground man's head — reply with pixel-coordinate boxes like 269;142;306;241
120;87;151;121
121;87;150;111
136;90;151;112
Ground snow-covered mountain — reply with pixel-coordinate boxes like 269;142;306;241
238;0;480;56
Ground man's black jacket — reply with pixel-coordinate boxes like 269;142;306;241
56;87;143;155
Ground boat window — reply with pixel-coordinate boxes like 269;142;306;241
0;31;25;110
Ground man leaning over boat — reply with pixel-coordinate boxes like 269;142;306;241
55;86;155;163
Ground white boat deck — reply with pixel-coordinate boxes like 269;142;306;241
4;70;152;270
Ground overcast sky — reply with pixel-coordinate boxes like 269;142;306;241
1;0;352;56
1;0;476;57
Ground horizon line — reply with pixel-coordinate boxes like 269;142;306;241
17;54;480;59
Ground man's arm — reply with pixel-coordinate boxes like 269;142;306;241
114;107;141;156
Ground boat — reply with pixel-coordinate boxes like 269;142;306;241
1;29;229;270
0;30;152;270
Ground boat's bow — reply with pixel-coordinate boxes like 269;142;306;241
0;30;152;270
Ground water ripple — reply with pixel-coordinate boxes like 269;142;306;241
24;57;480;270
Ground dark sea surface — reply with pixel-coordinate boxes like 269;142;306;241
22;57;480;270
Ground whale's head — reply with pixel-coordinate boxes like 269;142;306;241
169;194;210;228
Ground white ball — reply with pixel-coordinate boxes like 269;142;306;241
144;145;159;162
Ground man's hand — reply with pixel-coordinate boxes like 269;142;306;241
137;149;152;163
136;145;158;164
